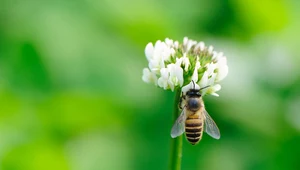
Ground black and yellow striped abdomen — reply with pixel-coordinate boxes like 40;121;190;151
185;112;203;145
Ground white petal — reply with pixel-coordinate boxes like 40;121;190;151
175;57;183;66
219;56;227;64
213;84;221;91
199;42;205;51
199;71;208;88
206;84;221;96
177;70;184;86
206;62;217;76
192;69;198;82
183;57;190;71
151;40;174;63
210;93;219;97
157;78;163;87
160;58;166;69
216;65;228;82
160;68;169;79
173;65;182;84
207;73;217;86
195;59;201;69
212;51;218;60
183;37;188;46
218;52;224;58
162;51;170;61
174;41;179;49
154;40;162;49
216;57;228;82
165;38;174;47
214;52;224;61
148;59;160;73
142;68;158;85
168;64;184;87
142;68;151;82
157;68;170;90
168;79;175;91
158;77;168;89
145;43;154;61
208;46;214;55
181;83;192;94
187;40;197;52
170;48;176;56
181;53;191;72
191;61;201;82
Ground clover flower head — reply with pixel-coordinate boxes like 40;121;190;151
142;37;228;97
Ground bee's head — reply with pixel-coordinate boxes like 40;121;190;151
186;89;201;97
185;81;210;98
185;81;211;112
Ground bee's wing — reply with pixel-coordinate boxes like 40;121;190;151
170;109;186;138
203;109;220;139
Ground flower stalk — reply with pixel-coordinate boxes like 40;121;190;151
169;89;182;170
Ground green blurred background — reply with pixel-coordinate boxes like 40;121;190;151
1;0;300;170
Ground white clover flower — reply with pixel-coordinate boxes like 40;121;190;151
145;40;175;74
142;68;158;85
174;41;179;49
157;63;183;91
208;46;214;55
195;41;205;52
191;57;201;82
168;63;184;89
183;36;197;52
142;37;228;95
157;68;170;90
165;38;174;47
180;53;190;72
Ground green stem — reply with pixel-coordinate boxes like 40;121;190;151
169;89;183;170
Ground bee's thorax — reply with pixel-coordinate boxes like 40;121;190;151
187;98;201;112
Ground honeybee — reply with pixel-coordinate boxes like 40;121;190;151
171;81;220;145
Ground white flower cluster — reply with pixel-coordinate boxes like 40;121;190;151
142;37;228;96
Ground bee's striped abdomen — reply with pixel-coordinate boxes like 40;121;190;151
185;114;203;145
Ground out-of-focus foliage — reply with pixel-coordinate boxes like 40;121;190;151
0;0;300;170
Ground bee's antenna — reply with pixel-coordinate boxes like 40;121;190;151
199;85;210;91
192;80;195;89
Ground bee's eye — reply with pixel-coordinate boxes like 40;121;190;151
196;92;201;96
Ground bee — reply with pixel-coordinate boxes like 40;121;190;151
171;81;220;145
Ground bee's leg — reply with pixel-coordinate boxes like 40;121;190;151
178;92;185;110
179;98;182;109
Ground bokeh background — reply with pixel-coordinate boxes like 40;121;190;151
1;0;300;170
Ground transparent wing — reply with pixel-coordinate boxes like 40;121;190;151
170;109;186;138
203;110;220;139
